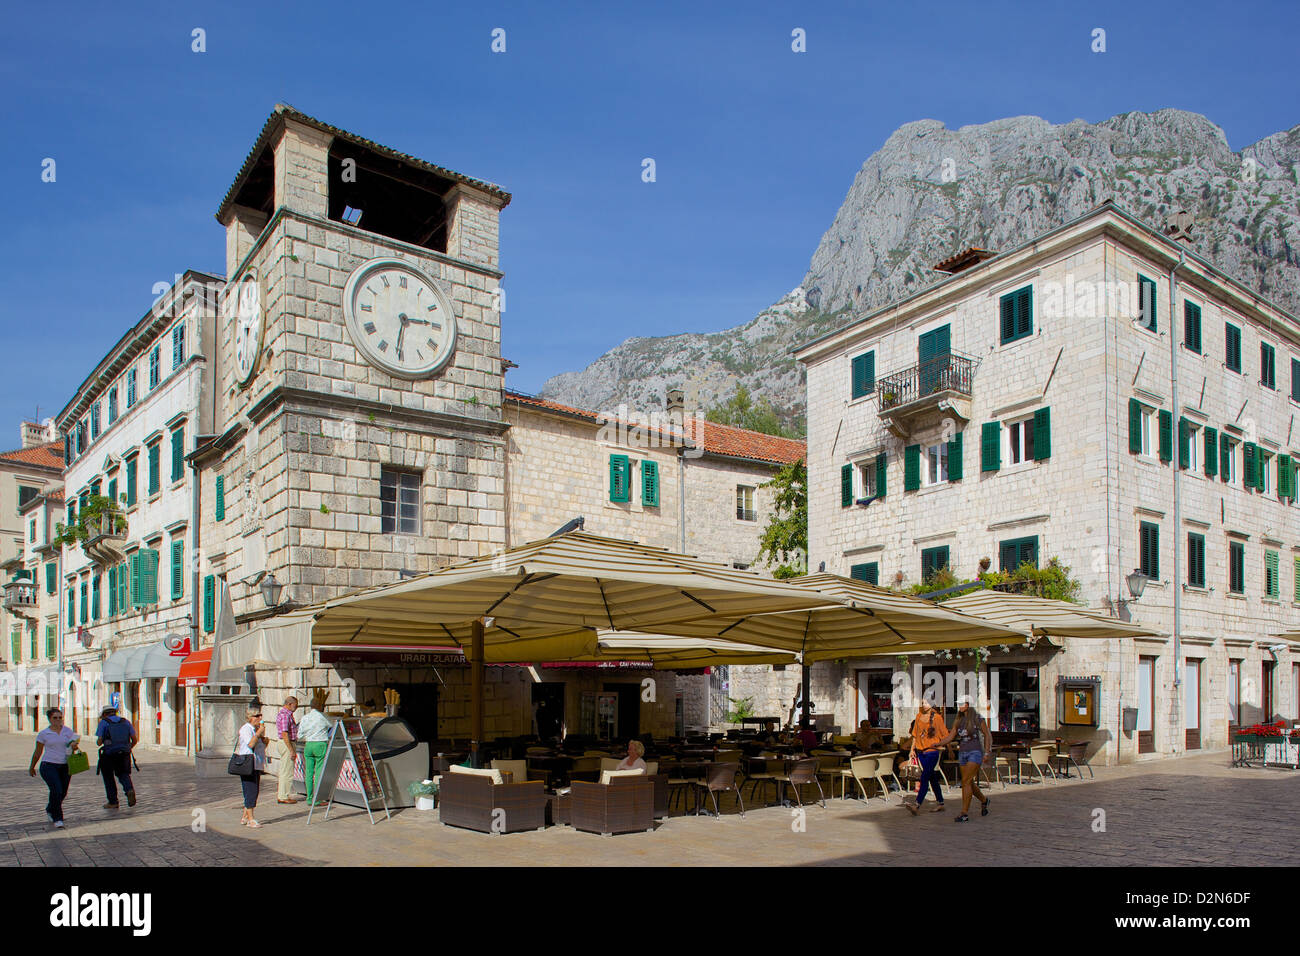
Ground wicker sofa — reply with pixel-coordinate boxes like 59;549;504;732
569;776;656;835
438;768;547;834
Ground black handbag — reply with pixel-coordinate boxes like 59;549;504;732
228;753;256;776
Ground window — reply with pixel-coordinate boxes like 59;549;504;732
17;485;38;508
44;623;55;659
147;441;161;496
380;469;420;534
28;519;36;543
1184;301;1202;353
999;536;1038;572
1008;417;1036;464
1295;556;1300;603
999;286;1033;344
641;460;659;507
92;575;100;620
130;549;160;606
1187;533;1206;588
735;485;756;522
171;427;185;483
1228;541;1245;594
172;323;186;370
858;460;878;500
850;352;875;400
850;562;879;586
1257;450;1272;494
924;442;949;486
1261;342;1277;389
1293;357;1300;403
65;586;74;628
1138;275;1158;331
125;454;138;507
171;540;185;601
76;420;86;456
1138;522;1159;580
203;575;216;633
45;562;56;595
608;455;631;503
126;368;137;407
920;546;950;582
214;474;225;520
1225;323;1241;373
1279;454;1296;502
1228;661;1241;726
981;422;1001;472
904;444;921;492
91;402;101;440
1178;418;1199;472
1220;436;1238;485
841;463;854;507
1265;550;1280;599
149;346;161;388
108;386;119;424
79;581;87;625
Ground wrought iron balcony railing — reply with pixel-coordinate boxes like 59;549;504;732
877;352;976;412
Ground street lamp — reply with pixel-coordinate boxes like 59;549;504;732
259;573;284;608
1125;569;1148;602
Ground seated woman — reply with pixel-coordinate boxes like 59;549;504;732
853;720;885;751
617;739;647;772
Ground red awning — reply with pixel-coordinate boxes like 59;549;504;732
178;648;212;687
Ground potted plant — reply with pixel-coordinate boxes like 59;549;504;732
408;779;437;810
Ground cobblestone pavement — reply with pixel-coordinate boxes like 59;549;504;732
2;733;1296;866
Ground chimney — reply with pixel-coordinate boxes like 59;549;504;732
666;388;685;423
1165;210;1195;245
20;420;53;449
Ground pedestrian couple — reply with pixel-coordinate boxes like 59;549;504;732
904;695;991;823
234;695;332;828
29;703;138;828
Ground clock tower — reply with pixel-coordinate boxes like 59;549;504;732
196;105;511;621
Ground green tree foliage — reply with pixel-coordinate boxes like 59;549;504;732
706;385;799;438
906;557;1081;603
756;459;807;579
724;695;757;724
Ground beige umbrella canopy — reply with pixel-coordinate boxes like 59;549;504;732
943;589;1162;639
588;632;799;668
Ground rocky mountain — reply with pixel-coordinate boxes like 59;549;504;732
541;110;1300;433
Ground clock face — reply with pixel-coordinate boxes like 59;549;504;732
233;273;263;385
343;258;457;379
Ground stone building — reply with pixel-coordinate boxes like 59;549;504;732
795;202;1300;763
0;430;64;733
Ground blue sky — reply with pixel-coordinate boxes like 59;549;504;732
1;0;1296;438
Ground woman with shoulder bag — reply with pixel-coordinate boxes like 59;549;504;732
233;708;268;828
29;707;82;829
904;697;948;815
940;695;992;822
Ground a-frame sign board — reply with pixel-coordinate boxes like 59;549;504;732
306;718;391;825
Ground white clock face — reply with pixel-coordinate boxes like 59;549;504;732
343;258;457;379
234;273;263;385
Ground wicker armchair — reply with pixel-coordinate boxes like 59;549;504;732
438;771;547;834
690;761;745;818
569;776;656;835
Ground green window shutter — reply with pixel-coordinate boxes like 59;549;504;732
1032;407;1051;461
1220;438;1232;484
148;443;160;496
1293;357;1300;403
1139;522;1160;580
129;552;141;607
1138;275;1157;331
108;566;116;616
1266;550;1280;599
920;546;950;581
171;428;185;483
1187;533;1205;588
1158;410;1173;463
1177;417;1191;470
1203;427;1218;478
1294;556;1300;603
67;586;75;628
146;549;159;604
215;474;225;520
116;562;126;615
79;582;87;625
608;456;630;503
108;478;117;506
850;563;879;586
1184;301;1202;353
45;624;55;659
1278;455;1293;500
1128;399;1142;454
999;292;1016;342
203;575;215;633
171;540;184;600
903;444;921;491
640;460;660;506
1243;443;1257;489
850;352;875;399
45;561;56;595
875;454;887;500
980;422;1001;472
92;575;100;620
840;464;853;507
1226;323;1241;372
948;430;963;481
1262;344;1276;389
126;457;138;506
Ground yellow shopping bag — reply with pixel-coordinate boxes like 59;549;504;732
67;751;90;775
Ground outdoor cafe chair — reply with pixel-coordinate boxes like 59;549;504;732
569;756;602;783
871;751;903;801
815;753;846;798
490;759;529;785
847;754;878;801
1018;745;1060;785
743;756;780;805
773;757;826;809
691;761;745;818
1052;741;1093;779
980;751;1009;790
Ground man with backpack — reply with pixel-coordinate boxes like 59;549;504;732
94;704;138;809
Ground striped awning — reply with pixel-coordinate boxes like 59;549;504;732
943;590;1162;639
627;573;1029;661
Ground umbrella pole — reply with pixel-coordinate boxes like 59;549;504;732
471;618;485;767
800;663;811;730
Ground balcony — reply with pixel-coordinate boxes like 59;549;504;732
876;351;977;439
83;512;128;565
3;577;37;614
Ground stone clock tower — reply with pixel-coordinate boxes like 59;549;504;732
195;105;511;625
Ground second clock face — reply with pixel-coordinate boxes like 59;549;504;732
342;258;457;379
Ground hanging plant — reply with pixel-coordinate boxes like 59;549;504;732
52;494;127;549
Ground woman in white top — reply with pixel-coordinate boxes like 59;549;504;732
29;706;81;828
616;739;647;772
235;708;269;828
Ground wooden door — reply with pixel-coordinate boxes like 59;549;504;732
1262;661;1276;722
1184;659;1200;750
173;682;187;748
1137;656;1155;754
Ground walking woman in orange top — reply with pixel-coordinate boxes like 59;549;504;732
905;697;948;814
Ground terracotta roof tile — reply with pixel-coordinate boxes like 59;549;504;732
503;391;805;466
0;440;65;472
